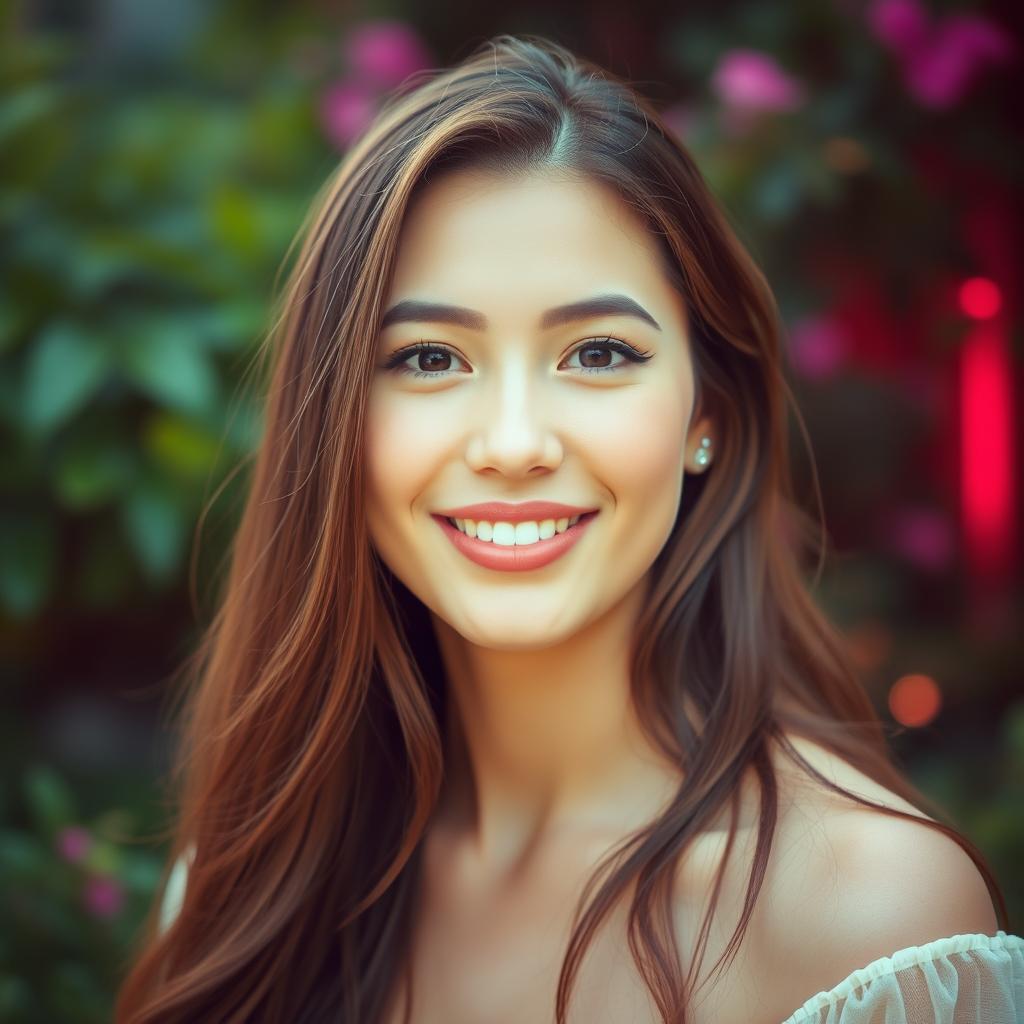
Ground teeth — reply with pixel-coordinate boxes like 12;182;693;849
450;514;584;545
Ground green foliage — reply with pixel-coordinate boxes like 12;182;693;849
0;763;165;1023
0;13;323;619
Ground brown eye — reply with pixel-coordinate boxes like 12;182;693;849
577;345;614;369
417;350;453;372
562;337;654;375
382;342;468;378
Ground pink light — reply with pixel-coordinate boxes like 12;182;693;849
960;320;1015;582
958;277;1002;319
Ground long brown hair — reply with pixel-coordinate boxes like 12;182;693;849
114;33;1009;1023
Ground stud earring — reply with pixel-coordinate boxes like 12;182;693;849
694;436;712;468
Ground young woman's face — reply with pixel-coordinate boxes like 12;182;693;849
365;168;707;649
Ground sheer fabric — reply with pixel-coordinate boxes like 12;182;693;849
778;930;1023;1024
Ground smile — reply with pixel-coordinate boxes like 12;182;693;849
447;514;583;544
432;511;599;572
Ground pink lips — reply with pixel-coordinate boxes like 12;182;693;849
433;511;599;572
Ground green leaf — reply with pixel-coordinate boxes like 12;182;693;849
181;302;267;353
120;478;188;583
22;321;111;436
115;319;219;416
143;410;223;478
0;514;56;618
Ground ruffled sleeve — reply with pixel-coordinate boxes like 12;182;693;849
778;931;1024;1024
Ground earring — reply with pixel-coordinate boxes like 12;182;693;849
694;436;712;468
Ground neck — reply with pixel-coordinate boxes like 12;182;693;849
427;581;686;873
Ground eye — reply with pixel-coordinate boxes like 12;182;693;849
561;337;654;374
382;337;653;379
381;341;469;378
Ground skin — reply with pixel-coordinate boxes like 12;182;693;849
365;167;717;890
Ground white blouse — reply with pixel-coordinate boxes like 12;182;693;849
159;850;1022;1023
777;930;1023;1024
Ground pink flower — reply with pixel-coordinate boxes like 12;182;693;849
904;15;1014;108
866;0;1014;109
867;0;929;52
787;314;848;380
82;874;125;919
344;21;432;91
319;79;378;150
710;49;806;113
56;826;92;864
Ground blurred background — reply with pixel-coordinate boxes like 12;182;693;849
1;0;1021;1019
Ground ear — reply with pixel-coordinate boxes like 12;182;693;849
686;417;716;474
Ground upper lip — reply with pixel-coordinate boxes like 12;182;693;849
434;502;598;523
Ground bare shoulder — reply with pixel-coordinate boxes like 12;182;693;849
662;734;998;1023
772;733;932;820
761;736;1000;1004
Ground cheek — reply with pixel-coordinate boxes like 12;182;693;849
588;386;689;502
364;391;439;516
583;383;690;577
363;396;430;582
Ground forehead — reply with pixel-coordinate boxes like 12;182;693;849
388;168;675;305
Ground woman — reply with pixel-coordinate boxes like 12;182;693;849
115;34;1021;1023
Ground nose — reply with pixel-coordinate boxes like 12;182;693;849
464;361;564;477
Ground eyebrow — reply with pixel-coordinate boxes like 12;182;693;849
379;293;662;332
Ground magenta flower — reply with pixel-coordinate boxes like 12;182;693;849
344;20;433;91
867;0;1014;109
56;825;92;864
82;874;125;919
710;49;806;113
787;314;848;380
319;79;378;149
867;0;929;52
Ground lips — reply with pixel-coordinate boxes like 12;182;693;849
433;510;598;572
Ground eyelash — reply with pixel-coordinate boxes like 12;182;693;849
382;337;654;379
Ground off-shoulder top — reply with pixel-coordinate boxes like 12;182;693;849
159;849;1022;1022
777;930;1022;1023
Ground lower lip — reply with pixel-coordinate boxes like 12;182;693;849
432;512;599;572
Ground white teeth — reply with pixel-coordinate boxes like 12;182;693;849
450;514;585;545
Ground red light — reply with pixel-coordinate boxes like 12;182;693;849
961;322;1015;580
958;277;1002;320
888;674;942;728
